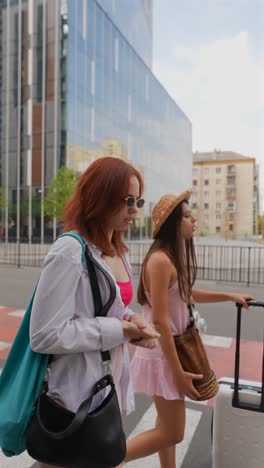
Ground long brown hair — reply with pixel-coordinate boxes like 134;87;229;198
137;200;197;305
63;157;144;256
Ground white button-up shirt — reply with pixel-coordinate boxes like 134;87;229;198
30;235;135;414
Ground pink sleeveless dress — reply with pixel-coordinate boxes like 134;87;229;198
131;282;190;400
112;275;133;408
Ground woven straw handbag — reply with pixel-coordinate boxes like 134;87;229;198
173;305;219;401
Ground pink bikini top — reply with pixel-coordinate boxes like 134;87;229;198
116;279;133;307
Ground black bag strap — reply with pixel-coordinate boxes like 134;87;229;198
84;243;117;363
38;373;115;439
187;303;194;318
37;241;118;439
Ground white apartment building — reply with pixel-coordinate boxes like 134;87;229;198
192;151;258;238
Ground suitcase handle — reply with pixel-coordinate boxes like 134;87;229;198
233;302;264;412
236;301;264;308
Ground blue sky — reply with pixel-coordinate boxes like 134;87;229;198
153;0;264;208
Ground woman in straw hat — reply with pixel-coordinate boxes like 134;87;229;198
123;190;254;468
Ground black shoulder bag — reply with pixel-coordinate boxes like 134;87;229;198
26;244;126;468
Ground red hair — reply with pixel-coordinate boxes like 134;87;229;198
63;157;144;255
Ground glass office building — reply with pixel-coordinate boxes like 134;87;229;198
0;0;192;243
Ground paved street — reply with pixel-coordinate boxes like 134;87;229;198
0;264;263;467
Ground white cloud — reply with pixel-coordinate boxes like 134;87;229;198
153;31;264;207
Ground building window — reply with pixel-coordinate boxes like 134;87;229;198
216;202;221;210
90;107;95;141
193;179;198;186
204;179;209;185
228;201;235;210
145;75;149;101
216;178;221;184
203;167;209;176
204;203;209;209
193;168;198;176
192;203;197;209
216;191;221;199
114;37;119;72
128;95;132;122
91;61;95;96
192;191;197;198
227;188;236;196
216;167;221;174
227;176;236;185
82;0;87;39
204;191;209;199
227;165;235;173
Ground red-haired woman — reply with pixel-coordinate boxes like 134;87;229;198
28;157;159;468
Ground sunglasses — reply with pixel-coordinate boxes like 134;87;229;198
124;197;145;208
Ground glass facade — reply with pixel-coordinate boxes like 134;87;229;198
66;0;191;207
97;0;153;68
0;0;65;242
0;0;192;243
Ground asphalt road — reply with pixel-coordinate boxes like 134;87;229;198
0;264;263;341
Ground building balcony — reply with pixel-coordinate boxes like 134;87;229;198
226;194;236;201
226;176;236;186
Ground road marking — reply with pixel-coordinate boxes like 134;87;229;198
0;343;10;351
203;334;232;348
8;310;25;318
125;403;203;467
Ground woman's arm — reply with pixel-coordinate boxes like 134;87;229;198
30;251;126;354
148;252;202;399
192;289;255;309
30;242;157;355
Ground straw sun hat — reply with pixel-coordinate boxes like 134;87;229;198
152;190;192;237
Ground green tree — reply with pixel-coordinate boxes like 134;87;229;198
44;166;77;220
257;215;264;237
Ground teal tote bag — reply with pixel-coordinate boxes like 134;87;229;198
0;287;49;456
0;232;85;456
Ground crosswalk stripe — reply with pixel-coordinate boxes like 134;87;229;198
0;450;34;468
203;334;232;348
125;403;203;467
0;343;10;352
7;310;25;318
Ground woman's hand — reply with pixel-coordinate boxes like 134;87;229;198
121;319;160;342
128;315;159;348
130;337;157;349
175;371;203;400
226;293;255;309
129;314;160;339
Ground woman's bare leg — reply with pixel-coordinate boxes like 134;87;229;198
125;396;185;465
156;416;176;468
